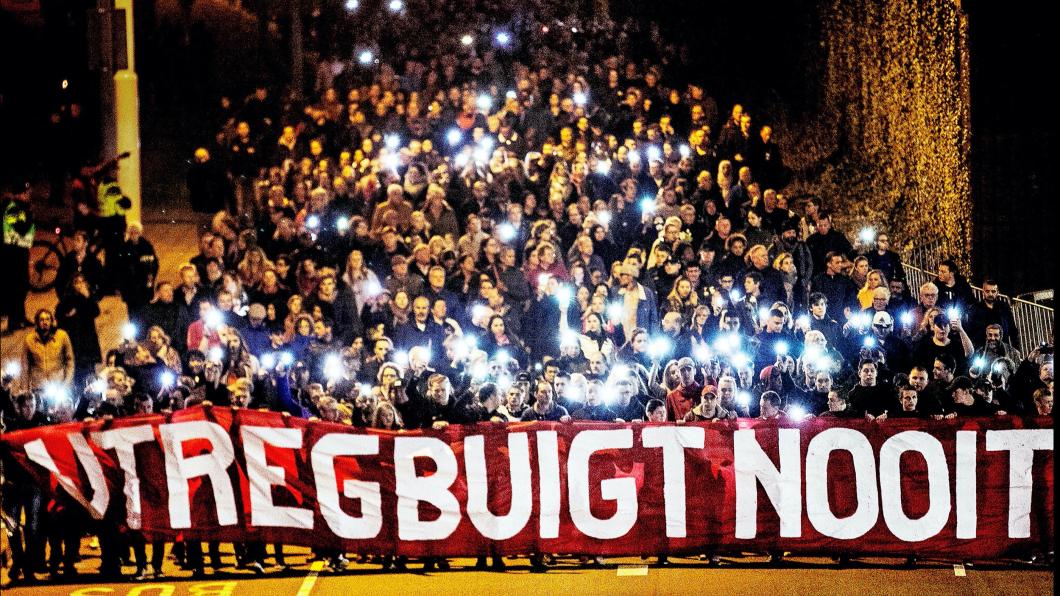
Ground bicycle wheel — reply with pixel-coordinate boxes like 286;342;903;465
29;240;61;291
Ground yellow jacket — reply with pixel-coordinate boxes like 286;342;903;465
22;329;75;390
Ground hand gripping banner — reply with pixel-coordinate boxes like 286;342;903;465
0;407;1052;559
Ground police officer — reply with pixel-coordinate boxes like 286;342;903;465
2;181;34;332
96;168;132;294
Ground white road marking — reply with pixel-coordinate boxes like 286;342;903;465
617;565;649;577
953;564;966;577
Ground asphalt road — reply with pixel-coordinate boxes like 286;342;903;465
0;542;1052;596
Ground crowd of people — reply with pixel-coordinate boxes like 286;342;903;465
1;0;1055;585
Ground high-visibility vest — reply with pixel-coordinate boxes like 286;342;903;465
2;200;35;248
98;181;127;217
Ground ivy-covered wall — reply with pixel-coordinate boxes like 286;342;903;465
816;0;972;268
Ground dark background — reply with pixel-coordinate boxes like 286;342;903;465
0;0;1053;295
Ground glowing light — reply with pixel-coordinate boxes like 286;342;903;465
497;222;516;242
736;390;751;406
472;146;489;163
731;352;751;369
505;89;517;100
973;356;986;369
471;304;488;321
797;314;810;328
122;322;138;341
537;273;550;287
494;31;511;46
679;144;691;158
495;349;510;364
646;146;661;162
859;227;876;244
947;306;961;321
758;307;771;322
394;350;409;367
384;134;400;149
729;289;743;302
387;0;403;11
61;79;69;90
344;0;359;9
573;92;588;106
854;313;871;328
560;329;579;347
596;210;612;226
306;215;320;229
496;374;513;390
648;336;672;359
324;353;344;379
775;341;789;356
595;160;611;175
476;94;493;112
90;378;107;395
209;347;224;361
554;285;572;304
45;383;70;403
160;370;176;388
364;279;383;298
454;152;470;168
628;150;641;164
639;198;655;213
358;50;374;65
446;128;463;146
694;344;711;363
359;383;372;396
862;336;877;348
460;34;474;46
607;302;624;321
788;405;808;421
478;136;494;152
336;216;350;232
900;311;914;326
279;352;295;366
3;361;21;377
260;353;276;369
206;309;223;329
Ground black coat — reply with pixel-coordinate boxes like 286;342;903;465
56;291;101;367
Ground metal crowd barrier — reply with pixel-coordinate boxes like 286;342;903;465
902;263;1054;356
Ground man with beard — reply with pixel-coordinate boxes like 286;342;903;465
21;310;75;390
966;279;1020;348
970;324;1023;370
770;219;813;281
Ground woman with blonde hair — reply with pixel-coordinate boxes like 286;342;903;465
666;276;699;325
857;268;888;309
235;247;267;288
371;401;404;430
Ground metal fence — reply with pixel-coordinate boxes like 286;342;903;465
902;263;1054;356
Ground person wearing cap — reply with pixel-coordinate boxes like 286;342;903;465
609;261;660;341
665;356;702;421
945;376;1006;417
684;387;737;421
383;253;424;298
867;310;910;375
242;303;272;357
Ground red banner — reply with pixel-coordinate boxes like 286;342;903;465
0;407;1052;559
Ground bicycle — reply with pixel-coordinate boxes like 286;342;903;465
28;223;105;292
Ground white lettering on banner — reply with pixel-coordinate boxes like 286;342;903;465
159;421;238;529
311;433;382;539
805;428;878;539
642;426;705;538
985;429;1054;538
93;425;156;529
241;427;314;529
464;433;533;540
536;430;561;539
734;429;801;539
394;436;461;540
955;431;977;539
568;429;639;539
24;435;110;520
879;431;950;541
